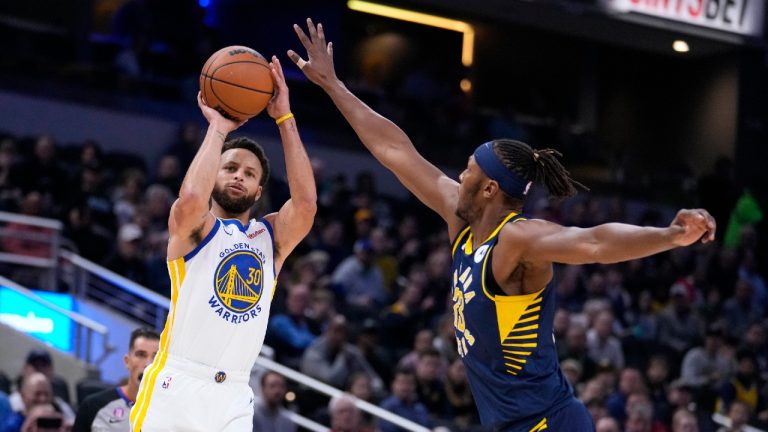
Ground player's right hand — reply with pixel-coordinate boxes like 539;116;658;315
197;92;245;133
288;18;337;88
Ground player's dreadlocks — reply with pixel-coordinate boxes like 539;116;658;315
492;138;588;200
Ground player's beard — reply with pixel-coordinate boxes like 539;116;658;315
212;184;256;215
455;181;482;222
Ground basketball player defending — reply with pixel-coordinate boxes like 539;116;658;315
130;56;316;431
289;19;715;431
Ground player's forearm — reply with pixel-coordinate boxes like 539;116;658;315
321;79;413;168
277;117;317;209
592;223;676;263
178;123;227;203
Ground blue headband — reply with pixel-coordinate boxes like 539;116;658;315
473;142;532;199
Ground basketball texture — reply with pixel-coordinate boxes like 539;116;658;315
199;46;275;122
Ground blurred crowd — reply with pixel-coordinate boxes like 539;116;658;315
0;125;765;432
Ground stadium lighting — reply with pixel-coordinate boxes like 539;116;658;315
347;0;475;67
673;40;690;53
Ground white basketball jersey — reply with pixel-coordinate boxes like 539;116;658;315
162;217;276;372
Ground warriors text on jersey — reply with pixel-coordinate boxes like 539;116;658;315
450;212;574;429
130;217;276;430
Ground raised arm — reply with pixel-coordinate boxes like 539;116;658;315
262;56;317;273
167;93;243;260
287;19;464;237
503;208;717;266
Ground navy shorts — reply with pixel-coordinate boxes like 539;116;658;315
493;398;595;432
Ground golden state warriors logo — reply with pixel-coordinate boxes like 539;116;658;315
214;250;263;314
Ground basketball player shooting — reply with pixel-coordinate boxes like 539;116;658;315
129;56;316;431
288;19;715;431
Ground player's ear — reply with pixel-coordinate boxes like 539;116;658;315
254;185;263;202
484;180;499;198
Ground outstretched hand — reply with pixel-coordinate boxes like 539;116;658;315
668;208;717;246
288;18;337;88
266;55;291;120
197;92;245;134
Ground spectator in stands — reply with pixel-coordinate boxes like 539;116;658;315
153;155;182;194
606;368;646;423
741;322;767;375
596;416;621;432
307;287;336;334
561;323;598;381
300;315;377;389
252;371;295;432
12;135;68;206
646;355;672;424
378;369;431;432
163;122;201;170
444;358;477;429
398;329;436;372
671;409;698;432
722;279;763;340
331;239;387;312
17;350;70;408
624;400;654;432
717;400;750;432
717;350;765;418
657;282;705;361
316;221;347;271
6;372;73;430
414;348;448;418
370;226;398;295
354;319;389;394
379;277;425;359
104;223;148;285
69;162;115;234
73;327;159;431
267;284;318;370
328;395;367;432
587;310;625;371
112;170;146;227
680;325;732;393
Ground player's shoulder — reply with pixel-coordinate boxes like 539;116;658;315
500;217;561;237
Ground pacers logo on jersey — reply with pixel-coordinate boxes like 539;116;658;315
208;250;264;324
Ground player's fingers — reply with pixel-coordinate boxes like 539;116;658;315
327;41;333;57
287;50;307;70
293;24;312;51
271;56;285;80
317;23;326;45
306;18;317;41
197;91;207;107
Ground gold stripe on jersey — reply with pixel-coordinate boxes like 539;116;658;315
529;417;548;431
463;212;518;255
451;226;471;257
131;258;185;430
492;289;544;376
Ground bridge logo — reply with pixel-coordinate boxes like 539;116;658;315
213;250;263;313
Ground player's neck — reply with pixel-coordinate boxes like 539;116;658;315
470;204;519;247
211;203;251;226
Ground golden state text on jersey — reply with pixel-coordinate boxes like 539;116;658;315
209;245;265;324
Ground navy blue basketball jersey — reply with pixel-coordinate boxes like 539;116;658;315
450;212;573;429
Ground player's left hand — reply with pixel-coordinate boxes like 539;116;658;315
267;55;291;120
668;208;716;246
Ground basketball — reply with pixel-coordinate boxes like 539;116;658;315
199;46;275;122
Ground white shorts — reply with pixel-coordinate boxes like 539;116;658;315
130;354;254;431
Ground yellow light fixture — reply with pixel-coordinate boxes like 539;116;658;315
347;0;475;67
672;40;690;53
460;78;472;93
